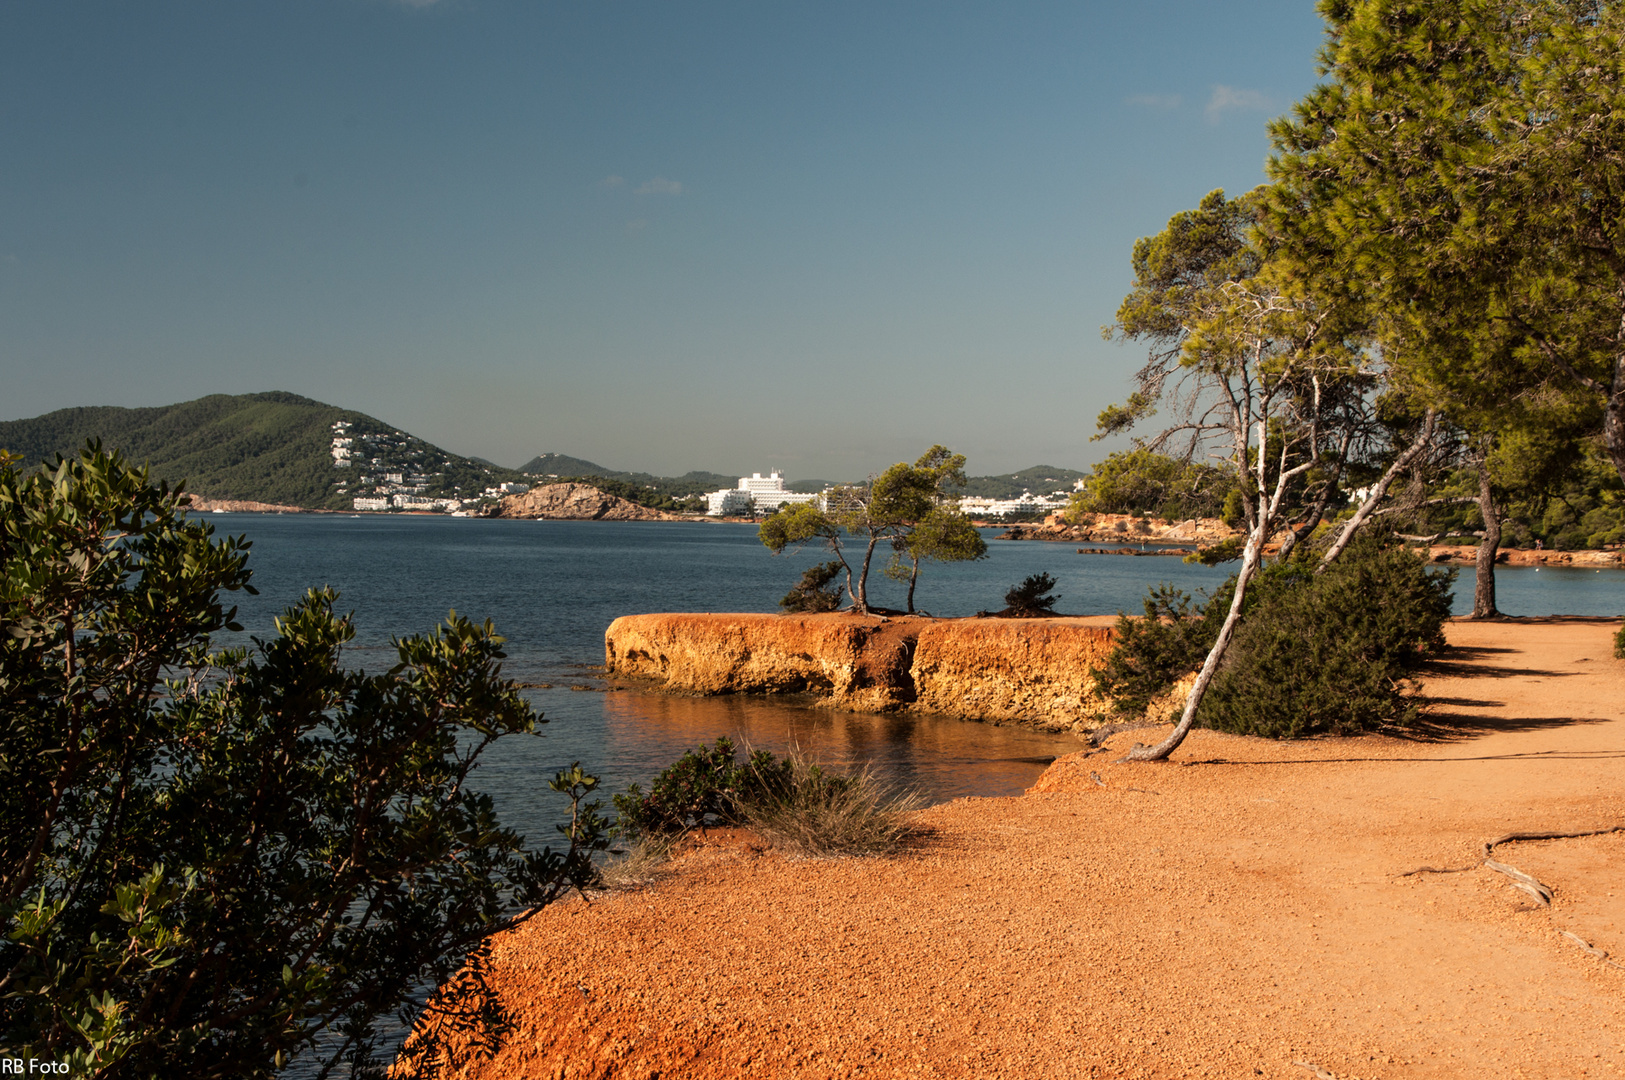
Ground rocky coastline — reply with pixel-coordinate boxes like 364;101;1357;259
604;612;1139;734
498;482;687;521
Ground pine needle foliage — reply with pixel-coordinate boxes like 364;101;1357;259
1094;533;1454;737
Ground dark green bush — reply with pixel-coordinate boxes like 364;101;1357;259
1090;583;1226;718
1003;572;1060;616
613;737;794;836
1093;533;1453;736
780;560;845;612
1195;534;1454;737
612;739;918;856
1615;621;1624;660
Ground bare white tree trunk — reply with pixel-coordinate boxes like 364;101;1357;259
1318;409;1439;568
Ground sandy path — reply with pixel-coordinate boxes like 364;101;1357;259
416;619;1623;1079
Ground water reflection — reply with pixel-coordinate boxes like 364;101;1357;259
598;691;1077;802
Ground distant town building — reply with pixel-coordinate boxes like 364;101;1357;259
957;490;1072;518
352;497;390;511
704;471;821;517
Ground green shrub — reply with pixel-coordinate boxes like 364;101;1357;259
1090;583;1226;719
613;739;918;856
613;737;792;836
1003;572;1060;616
1195;534;1454;737
1093;533;1453;737
780;559;845;612
0;445;606;1078
1615;621;1625;660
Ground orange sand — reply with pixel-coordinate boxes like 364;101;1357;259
410;618;1624;1079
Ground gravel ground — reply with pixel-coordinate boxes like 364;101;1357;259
406;619;1624;1079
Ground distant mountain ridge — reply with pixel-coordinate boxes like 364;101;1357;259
2;393;1090;511
0;392;526;510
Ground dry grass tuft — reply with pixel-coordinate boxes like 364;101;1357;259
595;833;675;890
735;751;923;858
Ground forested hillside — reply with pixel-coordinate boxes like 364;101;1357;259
0;393;525;510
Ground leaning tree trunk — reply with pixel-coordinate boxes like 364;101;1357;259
1471;451;1501;619
1124;527;1264;762
1606;301;1625;486
1319;410;1439;569
905;556;920;614
853;536;881;614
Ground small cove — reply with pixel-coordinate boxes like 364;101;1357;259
211;513;1625;840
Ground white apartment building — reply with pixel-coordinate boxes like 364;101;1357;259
957;490;1072;518
705;471;821;516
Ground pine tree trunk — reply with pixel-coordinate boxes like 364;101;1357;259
1605;296;1625;486
905;557;919;614
1471;452;1501;619
854;536;880;614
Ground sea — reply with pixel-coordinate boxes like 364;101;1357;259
210;513;1625;842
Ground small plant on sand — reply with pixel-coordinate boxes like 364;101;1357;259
1615;621;1625;660
735;752;922;857
613;737;791;835
613;738;919;857
780;560;845;612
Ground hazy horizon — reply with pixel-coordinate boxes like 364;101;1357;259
2;1;1326;478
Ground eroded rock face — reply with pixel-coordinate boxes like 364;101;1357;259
1000;514;1240;545
497;483;677;521
1425;544;1622;567
603;612;1122;733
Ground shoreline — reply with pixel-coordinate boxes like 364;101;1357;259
404;618;1625;1078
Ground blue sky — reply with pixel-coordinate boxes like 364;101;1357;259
1;0;1328;479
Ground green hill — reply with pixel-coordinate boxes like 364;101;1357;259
960;465;1087;499
0;392;525;511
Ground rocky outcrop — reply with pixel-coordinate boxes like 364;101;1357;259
1000;514;1240;545
603;612;1123;734
184;496;311;513
1425;545;1622;567
498;483;680;521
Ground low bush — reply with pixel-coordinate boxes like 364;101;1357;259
1090;583;1227;719
613;738;919;856
1093;532;1454;737
780;560;845;612
612;737;790;835
1003;572;1060;616
735;752;922;857
1615;621;1625;660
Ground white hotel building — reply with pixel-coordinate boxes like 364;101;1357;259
706;471;821;516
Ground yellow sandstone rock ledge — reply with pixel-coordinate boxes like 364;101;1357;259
603;612;1123;734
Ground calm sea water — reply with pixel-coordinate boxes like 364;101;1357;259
210;513;1625;840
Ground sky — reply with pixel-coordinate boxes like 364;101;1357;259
1;0;1330;480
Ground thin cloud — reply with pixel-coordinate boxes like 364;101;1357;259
1125;93;1182;110
602;175;625;188
1205;85;1273;122
634;177;683;196
624;219;648;235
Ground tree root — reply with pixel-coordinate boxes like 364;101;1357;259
1399;824;1623;907
1088;721;1158;748
1482;825;1625;858
1560;930;1625;971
